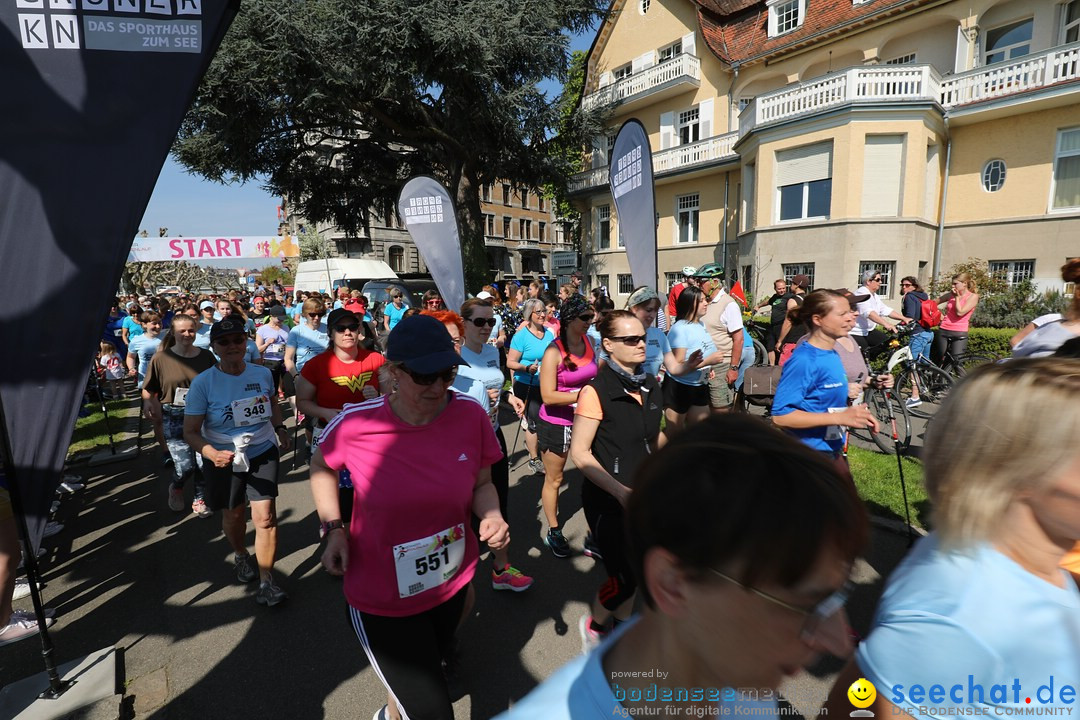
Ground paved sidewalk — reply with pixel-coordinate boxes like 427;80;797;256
0;402;915;719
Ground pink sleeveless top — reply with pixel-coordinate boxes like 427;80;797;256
538;337;598;426
940;294;973;332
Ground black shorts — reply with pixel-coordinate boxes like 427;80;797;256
201;445;280;511
348;586;469;720
512;381;542;433
536;415;572;454
662;375;709;414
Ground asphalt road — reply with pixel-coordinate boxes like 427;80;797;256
0;401;920;719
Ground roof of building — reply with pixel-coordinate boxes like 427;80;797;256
691;0;935;66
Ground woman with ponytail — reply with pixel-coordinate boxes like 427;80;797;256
537;293;598;558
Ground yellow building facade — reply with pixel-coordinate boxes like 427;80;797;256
570;0;1080;304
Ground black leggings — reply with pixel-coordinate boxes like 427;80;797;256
933;329;968;365
471;426;509;539
349;586;469;720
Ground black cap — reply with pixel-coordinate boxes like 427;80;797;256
210;316;247;341
268;305;287;317
326;308;358;329
386;315;466;373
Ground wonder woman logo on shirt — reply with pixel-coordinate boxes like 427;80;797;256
331;372;374;392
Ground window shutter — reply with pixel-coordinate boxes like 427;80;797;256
861;135;905;217
592;137;605;169
924;144;940;220
954;25;969;72
633;51;655;73
775;142;832;186
698;98;713;140
682;31;696;56
660;111;675;150
599;71;613;88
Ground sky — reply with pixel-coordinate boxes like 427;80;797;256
138;27;597;242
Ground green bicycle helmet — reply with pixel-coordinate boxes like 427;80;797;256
694;262;725;279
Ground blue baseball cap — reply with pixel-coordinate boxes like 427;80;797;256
386;315;466;373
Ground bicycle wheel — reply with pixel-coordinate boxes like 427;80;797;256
865;388;911;454
953;353;999;377
751;338;770;366
896;363;953;420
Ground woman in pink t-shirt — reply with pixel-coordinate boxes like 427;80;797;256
933;272;980;365
309;314;507;720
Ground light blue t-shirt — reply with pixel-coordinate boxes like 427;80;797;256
244;339;261;364
597;326;671;378
127;334;162;385
287;322;329;371
771;342;848;453
665;320;715;386
193;324;212;351
509;327;554;386
460;344;503;427
122;315;144;339
384;303;408;331
497;616;779;720
452;365;489;410
184;364;276;456
491;312;503;340
857;534;1080;720
586;325;602;354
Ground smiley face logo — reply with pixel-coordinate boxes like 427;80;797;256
848;678;877;709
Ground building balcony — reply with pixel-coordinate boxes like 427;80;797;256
740;65;942;136
484;235;506;248
568;131;740;194
582;54;701;112
939;41;1080;109
514;238;540;250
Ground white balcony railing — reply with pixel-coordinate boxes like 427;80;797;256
568;131;739;193
741;65;940;135
582;54;701;111
940;41;1080;107
484;235;505;247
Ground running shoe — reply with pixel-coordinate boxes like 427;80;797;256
578;614;607;655
161;455;174;467
583;534;603;562
13;577;41;601
544;528;571;558
168;486;184;512
234;553;257;584
492;565;534;592
191;498;212;518
50;500;61;514
0;611;55;648
42;521;64;539
372;706;390;720
57;481;85;494
254;577;287;606
527;457;544;475
906;398;923;409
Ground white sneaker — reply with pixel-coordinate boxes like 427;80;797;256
905;398;923;409
42;521;64;539
57;481;85;494
0;611;55;648
13;577;39;601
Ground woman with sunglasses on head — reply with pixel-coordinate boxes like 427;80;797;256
427;305;533;592
143;313;217;516
296;308;384;536
310;314;508;720
825;358;1080;720
537;293;598;558
500;415;867;719
570;309;664;651
183;316;292;607
506;298;555;475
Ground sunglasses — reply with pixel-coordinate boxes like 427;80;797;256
426;300;443;306
469;317;497;327
333;324;360;333
402;365;457;386
577;314;595;323
213;335;247;346
871;277;882;282
308;312;324;318
900;283;913;287
607;334;646;346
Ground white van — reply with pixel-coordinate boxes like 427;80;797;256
293;259;398;298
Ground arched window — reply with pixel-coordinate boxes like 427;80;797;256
388;246;404;273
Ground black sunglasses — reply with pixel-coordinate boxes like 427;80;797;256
402;365;457;386
871;277;882;282
213;335;247;346
308;312;324;318
607;334;647;346
577;314;595;323
333;324;360;333
469;317;497;327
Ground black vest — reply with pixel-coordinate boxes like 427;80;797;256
581;365;663;514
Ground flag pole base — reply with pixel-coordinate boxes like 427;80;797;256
0;646;121;719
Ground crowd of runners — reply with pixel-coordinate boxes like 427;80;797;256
2;259;1079;720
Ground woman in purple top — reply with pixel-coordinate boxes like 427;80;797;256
537;294;598;558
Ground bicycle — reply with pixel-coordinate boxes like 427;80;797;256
849;336;912;455
934;338;1000;379
743;316;772;367
883;324;954;421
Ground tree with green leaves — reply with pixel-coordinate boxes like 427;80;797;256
176;0;606;290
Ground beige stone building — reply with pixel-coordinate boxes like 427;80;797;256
570;0;1080;305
